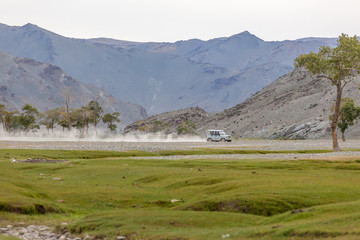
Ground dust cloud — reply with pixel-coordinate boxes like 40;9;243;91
0;128;205;142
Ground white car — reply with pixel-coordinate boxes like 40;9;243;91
206;130;232;142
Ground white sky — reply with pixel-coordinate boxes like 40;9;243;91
1;0;359;42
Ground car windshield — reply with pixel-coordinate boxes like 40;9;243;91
219;131;226;135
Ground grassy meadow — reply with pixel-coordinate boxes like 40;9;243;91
1;148;360;239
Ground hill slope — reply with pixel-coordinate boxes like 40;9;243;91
0;51;147;126
0;23;337;114
125;68;360;139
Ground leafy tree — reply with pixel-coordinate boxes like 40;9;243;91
88;100;104;136
176;120;196;135
335;98;360;141
56;107;69;131
70;108;86;137
18;104;39;132
294;34;360;151
3;110;19;133
0;104;6;127
102;112;120;133
39;108;62;133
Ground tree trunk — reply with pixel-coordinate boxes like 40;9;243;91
341;130;346;141
94;116;97;138
331;83;342;152
85;121;89;136
66;102;71;132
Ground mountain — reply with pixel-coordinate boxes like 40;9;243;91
0;51;147;126
0;23;338;115
125;68;360;139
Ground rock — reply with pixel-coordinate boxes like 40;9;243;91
222;233;230;238
0;224;82;240
38;225;50;231
117;236;127;240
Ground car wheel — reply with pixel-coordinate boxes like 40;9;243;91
220;138;226;142
207;138;212;142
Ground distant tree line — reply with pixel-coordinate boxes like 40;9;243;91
0;100;120;137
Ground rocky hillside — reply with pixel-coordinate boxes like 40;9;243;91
0;23;337;114
0;51;147;126
125;68;360;139
124;107;211;134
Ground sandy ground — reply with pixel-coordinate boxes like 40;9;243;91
1;138;360;160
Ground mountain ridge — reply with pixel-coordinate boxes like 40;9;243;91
0;23;338;115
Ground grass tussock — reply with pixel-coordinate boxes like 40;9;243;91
0;202;63;215
181;197;309;216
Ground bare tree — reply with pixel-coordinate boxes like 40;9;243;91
62;87;73;131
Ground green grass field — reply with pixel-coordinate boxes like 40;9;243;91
1;148;360;239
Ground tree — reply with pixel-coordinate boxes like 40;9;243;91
39;108;62;133
18;104;39;132
70;108;86;137
102;112;120;133
335;98;360;141
88;100;104;137
3;110;19;133
0;104;6;128
294;34;360;151
80;106;92;136
62;87;73;131
56;107;68;131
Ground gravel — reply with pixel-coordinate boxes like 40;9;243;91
0;224;81;240
1;139;360;160
134;151;360;160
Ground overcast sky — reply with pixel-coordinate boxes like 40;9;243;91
1;0;359;42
